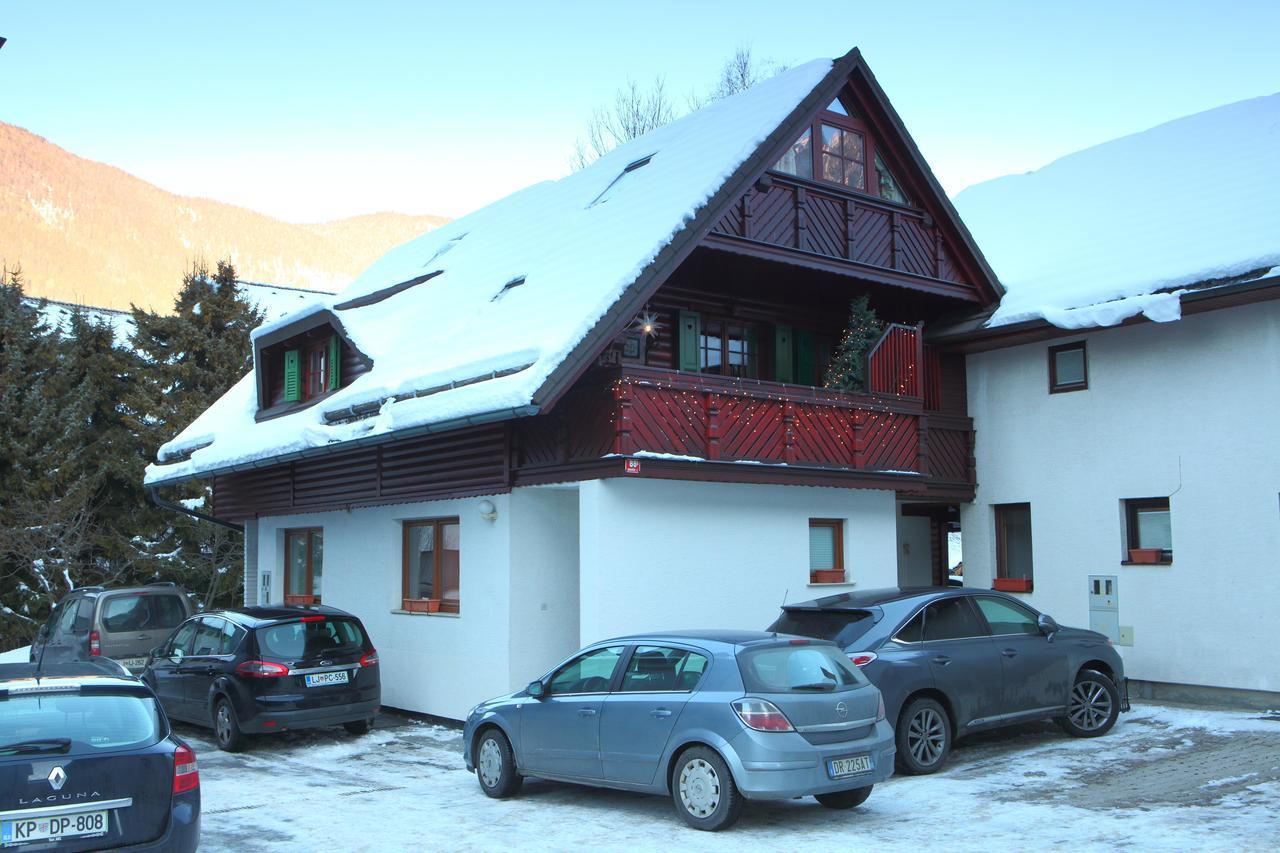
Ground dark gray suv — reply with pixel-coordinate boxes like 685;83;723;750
768;587;1129;775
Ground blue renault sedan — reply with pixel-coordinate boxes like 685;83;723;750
463;631;894;830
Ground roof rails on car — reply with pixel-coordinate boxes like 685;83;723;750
78;585;106;593
146;581;178;587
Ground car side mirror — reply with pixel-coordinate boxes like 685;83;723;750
1038;614;1060;638
526;681;545;699
149;646;165;660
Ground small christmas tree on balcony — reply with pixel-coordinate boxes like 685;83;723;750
822;295;883;392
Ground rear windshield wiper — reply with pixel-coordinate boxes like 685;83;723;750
0;738;72;755
790;682;837;692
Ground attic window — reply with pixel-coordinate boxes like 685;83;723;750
772;100;912;206
589;155;654;207
825;98;849;116
493;276;525;301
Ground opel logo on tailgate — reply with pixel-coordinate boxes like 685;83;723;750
47;767;67;791
835;702;848;718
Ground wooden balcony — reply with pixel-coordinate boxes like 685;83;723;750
515;365;974;499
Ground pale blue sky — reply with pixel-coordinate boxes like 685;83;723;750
3;1;1278;221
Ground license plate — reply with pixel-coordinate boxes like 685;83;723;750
304;671;349;687
2;810;107;843
117;657;147;670
827;754;874;779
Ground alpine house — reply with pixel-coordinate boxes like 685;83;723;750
146;49;1003;719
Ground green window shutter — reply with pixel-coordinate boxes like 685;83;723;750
678;310;701;372
283;349;301;402
327;335;341;391
744;325;758;378
773;324;793;382
794;328;816;386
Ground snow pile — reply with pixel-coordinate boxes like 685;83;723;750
954;92;1280;328
0;645;31;663
146;60;835;484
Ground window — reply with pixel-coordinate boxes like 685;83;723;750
257;617;365;660
973;596;1040;636
166;620;200;657
1125;498;1172;561
191;619;224;656
403;518;461;613
1048;341;1088;393
893;611;924;644
284;528;323;603
281;334;341;404
771;98;911;204
698;318;758;378
922;597;986;641
737;644;866;693
995;503;1034;586
809;519;845;583
100;594;186;633
618;646;710;693
1;693;162;756
547;646;625;695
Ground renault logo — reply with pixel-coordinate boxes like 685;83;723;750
835;702;848;718
48;767;67;791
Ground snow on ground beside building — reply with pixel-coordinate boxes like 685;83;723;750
0;645;31;663
189;702;1280;852
953;92;1280;329
145;59;837;485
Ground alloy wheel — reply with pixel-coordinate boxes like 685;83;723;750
678;758;721;818
908;707;947;766
215;704;232;744
478;738;503;788
1069;678;1113;731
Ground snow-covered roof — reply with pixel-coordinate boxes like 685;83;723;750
146;59;839;486
953;92;1280;329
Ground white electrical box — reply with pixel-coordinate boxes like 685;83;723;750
1088;575;1120;642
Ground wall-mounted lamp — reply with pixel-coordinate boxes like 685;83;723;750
478;499;498;521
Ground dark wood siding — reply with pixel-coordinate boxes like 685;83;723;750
212;424;510;520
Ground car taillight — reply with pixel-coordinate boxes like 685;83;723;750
732;698;794;732
876;694;886;722
173;744;199;793
848;652;878;667
89;631;101;656
235;660;290;678
359;649;379;667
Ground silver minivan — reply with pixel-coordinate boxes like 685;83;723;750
31;583;195;673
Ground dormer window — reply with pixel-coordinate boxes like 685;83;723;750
283;334;340;402
255;314;370;420
772;95;911;206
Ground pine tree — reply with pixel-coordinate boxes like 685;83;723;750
822;296;884;393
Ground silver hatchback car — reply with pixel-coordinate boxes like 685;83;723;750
463;631;895;830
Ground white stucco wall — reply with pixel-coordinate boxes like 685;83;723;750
577;478;899;645
963;301;1280;693
507;487;581;686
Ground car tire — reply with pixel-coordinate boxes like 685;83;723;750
475;729;523;799
213;697;247;753
343;718;373;736
671;746;744;831
1058;669;1120;738
895;697;951;775
814;785;874;809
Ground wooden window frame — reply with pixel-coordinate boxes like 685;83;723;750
808;518;845;584
402;517;461;614
1125;497;1172;563
993;503;1033;591
1048;341;1088;393
698;315;760;379
283;527;323;604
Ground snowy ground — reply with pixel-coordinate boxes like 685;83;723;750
0;645;31;663
183;702;1280;852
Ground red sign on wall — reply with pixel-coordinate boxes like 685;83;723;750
623;458;642;475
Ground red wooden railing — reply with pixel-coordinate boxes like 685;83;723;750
868;324;922;398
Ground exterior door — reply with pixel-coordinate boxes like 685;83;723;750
973;595;1070;714
601;646;708;785
521;646;624;780
921;597;1004;728
149;619;199;721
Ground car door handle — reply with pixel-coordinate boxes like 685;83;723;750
1002;649;1018;658
578;708;597;717
650;709;673;718
932;655;951;665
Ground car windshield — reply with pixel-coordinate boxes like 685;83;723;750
737;643;866;694
101;593;187;633
767;609;876;648
0;692;162;756
257;618;365;660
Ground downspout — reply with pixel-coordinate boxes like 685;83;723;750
147;486;245;533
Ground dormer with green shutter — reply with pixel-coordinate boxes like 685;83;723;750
254;311;371;421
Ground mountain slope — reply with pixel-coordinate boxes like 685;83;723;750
0;122;449;310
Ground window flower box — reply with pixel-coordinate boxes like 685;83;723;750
284;594;316;605
1127;548;1164;564
403;598;441;614
810;570;846;585
992;577;1033;593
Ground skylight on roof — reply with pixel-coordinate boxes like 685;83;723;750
492;276;526;301
334;270;442;310
588;155;655;207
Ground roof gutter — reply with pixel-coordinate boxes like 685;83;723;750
146;404;540;489
147;486;244;533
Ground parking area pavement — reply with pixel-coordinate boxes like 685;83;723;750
184;702;1280;852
